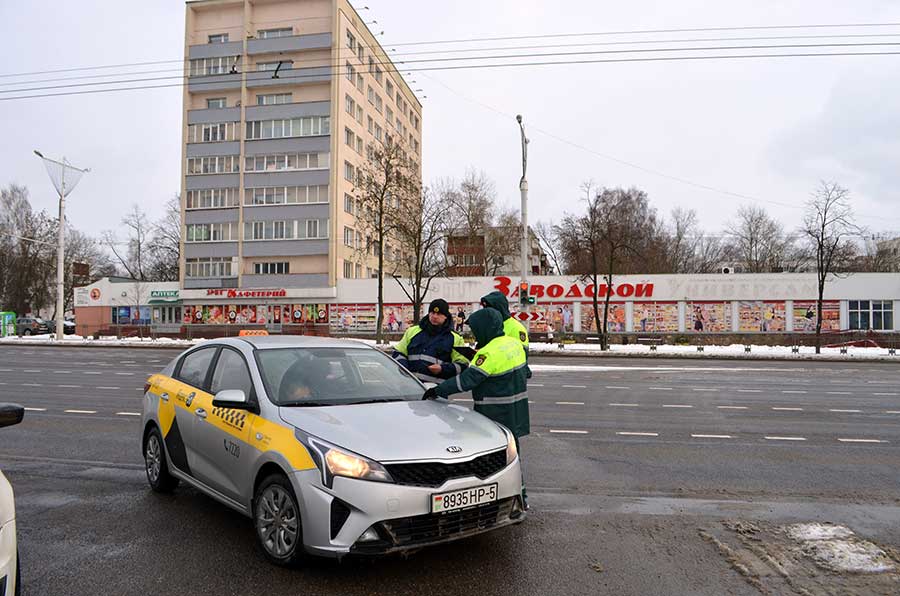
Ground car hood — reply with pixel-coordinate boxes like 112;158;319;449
0;470;14;526
278;400;507;463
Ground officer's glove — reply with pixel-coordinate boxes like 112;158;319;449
422;387;438;400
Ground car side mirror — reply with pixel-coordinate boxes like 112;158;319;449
0;403;25;428
212;389;257;412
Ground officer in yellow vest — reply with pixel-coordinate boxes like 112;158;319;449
480;290;531;378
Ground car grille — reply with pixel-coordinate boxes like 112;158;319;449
385;449;508;488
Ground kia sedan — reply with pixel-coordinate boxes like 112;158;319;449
141;336;525;566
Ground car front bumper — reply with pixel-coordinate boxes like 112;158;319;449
0;519;17;596
291;457;525;557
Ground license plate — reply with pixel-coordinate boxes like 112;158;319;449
431;483;498;513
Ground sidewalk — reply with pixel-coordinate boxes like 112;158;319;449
1;334;898;362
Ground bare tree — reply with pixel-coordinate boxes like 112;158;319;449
558;183;662;350
147;194;181;282
354;138;420;343
103;204;151;281
483;207;521;276
800;181;860;353
394;187;448;321
533;220;562;274
725;205;796;273
854;233;900;273
61;228;115;314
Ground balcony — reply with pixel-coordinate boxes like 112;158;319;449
246;66;331;89
247;32;331;56
188;72;241;93
188;40;243;60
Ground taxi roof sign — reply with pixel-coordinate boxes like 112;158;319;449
238;329;269;336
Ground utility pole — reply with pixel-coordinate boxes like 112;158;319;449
34;150;89;340
516;114;530;328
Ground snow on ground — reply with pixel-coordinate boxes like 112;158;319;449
0;335;897;361
784;523;897;574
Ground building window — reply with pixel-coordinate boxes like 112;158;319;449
186;155;240;175
356;104;363;124
412;115;419;131
257;93;291;105
187;122;238;143
258;28;292;39
244;185;329;206
355;263;362;278
306;220;320;239
374;94;382;114
244;152;328;172
344;193;354;214
254;262;289;275
367;116;374;134
346;31;357;50
245;116;330;139
343;261;353;278
374;124;383;141
357;45;364;61
185;223;238;242
185;257;234;278
344;161;355;183
208;33;228;43
356;73;364;91
386;107;393;126
374;65;383;83
189;56;239;76
344;226;354;247
346;61;356;82
849;300;894;331
186;188;239;210
206;98;226;109
386;80;394;99
367;86;375;104
356;136;363;154
345;94;355;115
345;127;355;148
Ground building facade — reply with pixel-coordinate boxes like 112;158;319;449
446;226;552;277
181;0;422;311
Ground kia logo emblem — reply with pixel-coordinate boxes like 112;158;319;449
446;446;462;453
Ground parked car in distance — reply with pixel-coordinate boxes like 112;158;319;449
16;317;49;336
44;320;76;335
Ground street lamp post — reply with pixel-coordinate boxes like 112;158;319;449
34;150;89;340
516;115;530;328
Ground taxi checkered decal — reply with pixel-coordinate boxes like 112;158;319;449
213;407;247;431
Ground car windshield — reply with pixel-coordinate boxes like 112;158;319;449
256;347;424;406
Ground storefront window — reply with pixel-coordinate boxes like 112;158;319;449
850;300;893;331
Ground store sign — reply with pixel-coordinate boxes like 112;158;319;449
493;276;654;300
206;288;288;299
90;288;101;300
151;290;179;299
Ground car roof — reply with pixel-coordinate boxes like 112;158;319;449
232;335;373;350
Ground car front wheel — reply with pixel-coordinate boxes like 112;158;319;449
22;329;31;336
144;427;179;493
253;474;304;567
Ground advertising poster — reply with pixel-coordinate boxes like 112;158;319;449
689;302;732;333
793;301;840;332
382;304;414;333
581;303;625;333
226;305;238;324
738;301;786;332
633;303;679;333
291;304;328;324
183;306;194;324
235;305;256;325
116;306;131;323
255;304;269;325
207;305;225;325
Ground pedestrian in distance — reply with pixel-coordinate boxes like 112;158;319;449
455;307;466;333
423;308;530;507
392;299;469;383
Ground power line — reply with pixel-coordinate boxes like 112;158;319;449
3;20;899;80
7;31;900;89
3;43;900;99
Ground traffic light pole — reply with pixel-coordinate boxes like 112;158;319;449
516;115;530;329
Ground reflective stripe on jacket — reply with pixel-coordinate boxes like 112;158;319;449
392;321;469;383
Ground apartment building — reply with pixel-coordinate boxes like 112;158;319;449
181;0;422;321
446;226;553;277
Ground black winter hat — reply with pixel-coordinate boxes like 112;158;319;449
428;298;451;318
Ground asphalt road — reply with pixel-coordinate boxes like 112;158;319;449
1;346;899;595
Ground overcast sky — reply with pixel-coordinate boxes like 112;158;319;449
2;0;899;239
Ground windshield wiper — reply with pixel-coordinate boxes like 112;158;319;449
278;401;336;408
349;398;407;405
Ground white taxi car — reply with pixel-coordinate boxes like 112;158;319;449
1;404;24;596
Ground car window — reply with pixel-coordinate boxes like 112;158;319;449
177;347;217;390
256;347;423;406
210;348;253;397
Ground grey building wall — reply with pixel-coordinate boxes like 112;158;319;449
246;66;330;88
183;243;239;258
186;142;241;158
184;209;240;225
245;101;330;121
246;33;331;55
244;170;330;188
188;74;241;93
187;107;241;125
242;273;330;288
242;204;330;221
186;174;240;191
188;41;242;60
244;136;330;155
242;240;329;257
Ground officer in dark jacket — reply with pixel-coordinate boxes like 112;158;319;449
424;308;530;505
480;290;531;379
392;298;469;383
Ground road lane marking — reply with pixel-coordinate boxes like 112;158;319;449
97;386;120;390
781;390;807;394
23;369;40;373
529;384;544;387
550;429;588;434
114;372;134;376
64;409;97;414
57;385;82;388
765;436;807;441
0;369;11;372
21;383;42;386
609;403;639;407
873;392;898;396
772;407;804;411
85;372;102;375
662;404;693;408
116;412;141;416
718;406;748;410
616;432;658;437
562;385;586;389
736;389;762;393
691;434;732;439
885;411;900;414
838;438;886;444
555;401;585;405
826;391;853;395
692;388;719;392
120;361;136;364
649;387;673;391
829;409;861;413
24;407;46;411
606;386;630;390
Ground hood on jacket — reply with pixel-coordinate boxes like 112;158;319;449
480;290;511;320
466;308;504;348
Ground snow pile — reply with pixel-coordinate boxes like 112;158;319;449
784;523;897;574
527;342;899;360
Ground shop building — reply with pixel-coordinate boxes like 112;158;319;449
73;278;182;337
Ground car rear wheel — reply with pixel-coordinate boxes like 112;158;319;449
253;474;304;567
22;329;31;336
144;427;179;493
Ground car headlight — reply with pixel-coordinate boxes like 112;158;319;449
503;427;518;465
305;435;393;487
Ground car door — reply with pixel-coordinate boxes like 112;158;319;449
189;346;254;501
167;346;218;479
